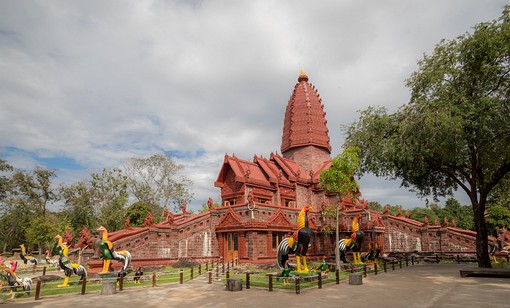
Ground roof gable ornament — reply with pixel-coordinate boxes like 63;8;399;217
298;69;308;82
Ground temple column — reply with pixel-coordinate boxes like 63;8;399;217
267;231;273;257
239;232;246;260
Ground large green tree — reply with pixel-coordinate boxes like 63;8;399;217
123;154;194;215
60;181;98;234
90;168;129;231
487;175;510;209
0;159;14;252
11;167;58;218
320;146;361;270
25;214;60;257
486;205;510;235
126;201;152;227
345;7;510;268
0;165;58;252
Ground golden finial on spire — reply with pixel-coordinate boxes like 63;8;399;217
298;69;308;82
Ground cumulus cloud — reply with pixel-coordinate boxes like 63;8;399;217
0;0;503;211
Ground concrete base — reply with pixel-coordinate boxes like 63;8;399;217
349;273;363;285
101;280;117;295
226;278;242;291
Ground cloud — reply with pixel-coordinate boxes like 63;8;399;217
0;0;505;211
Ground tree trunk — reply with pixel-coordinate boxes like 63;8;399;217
38;243;42;263
473;199;491;268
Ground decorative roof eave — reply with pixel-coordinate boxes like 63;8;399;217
446;227;477;237
384;214;431;228
311;160;332;183
270;152;312;183
270;153;297;181
268;209;293;228
215;153;274;188
213;156;230;188
253;155;279;184
246;182;277;192
215;207;243;231
281;142;332;154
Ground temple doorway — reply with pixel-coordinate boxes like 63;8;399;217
226;233;238;262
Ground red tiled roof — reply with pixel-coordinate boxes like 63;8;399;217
281;70;331;154
214;151;332;189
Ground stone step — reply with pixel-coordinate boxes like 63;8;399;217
459;268;510;278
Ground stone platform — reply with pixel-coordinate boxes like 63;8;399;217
459;267;510;278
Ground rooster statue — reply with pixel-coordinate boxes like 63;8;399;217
0;262;32;298
277;204;315;273
360;241;381;263
54;235;87;287
338;214;365;264
96;226;131;275
19;244;37;269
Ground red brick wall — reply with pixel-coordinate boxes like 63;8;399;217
283;145;330;172
98;206;478;269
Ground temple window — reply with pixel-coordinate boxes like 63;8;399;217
224;198;236;206
272;233;285;249
284;200;295;207
259;198;270;204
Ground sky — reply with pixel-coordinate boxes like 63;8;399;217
0;0;507;213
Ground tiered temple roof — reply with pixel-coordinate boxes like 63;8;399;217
281;70;331;154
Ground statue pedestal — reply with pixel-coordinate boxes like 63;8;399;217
226;278;242;291
349;273;363;285
101;280;116;295
96;272;118;295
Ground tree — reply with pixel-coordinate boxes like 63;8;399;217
98;196;129;232
0;159;15;252
126;201;152;227
25;214;60;258
345;7;510;267
198;199;221;214
90;168;129;231
11;167;58;217
0;159;13;201
486;205;510;235
442;198;474;230
384;204;404;216
487;175;510;209
409;207;438;224
0;165;57;252
368;201;383;212
60;181;98;234
320;146;361;271
123;154;194;215
0;201;32;253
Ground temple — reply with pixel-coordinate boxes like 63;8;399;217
81;71;479;269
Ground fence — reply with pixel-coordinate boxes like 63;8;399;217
1;254;479;303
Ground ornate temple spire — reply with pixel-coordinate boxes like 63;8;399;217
281;70;331;155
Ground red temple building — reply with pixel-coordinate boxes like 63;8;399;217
81;71;479;269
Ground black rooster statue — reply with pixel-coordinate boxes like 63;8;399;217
338;213;365;264
277;204;315;273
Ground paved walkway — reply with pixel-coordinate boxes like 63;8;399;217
5;263;510;308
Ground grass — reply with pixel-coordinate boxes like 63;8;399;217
4;261;380;301
3;265;196;302
225;261;353;290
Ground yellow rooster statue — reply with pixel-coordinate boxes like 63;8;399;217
96;226;131;275
54;235;87;287
277;204;315;273
338;214;365;264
